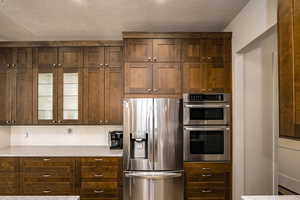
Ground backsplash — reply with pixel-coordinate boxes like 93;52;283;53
10;126;123;146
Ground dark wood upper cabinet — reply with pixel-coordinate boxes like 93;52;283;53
58;47;83;68
124;63;152;94
153;63;181;94
105;47;122;69
35;47;58;68
182;39;202;62
0;64;11;125
11;48;33;125
125;39;153;62
278;0;300;138
153;39;181;62
183;63;206;93
83;67;105;125
83;47;105;68
105;68;123;124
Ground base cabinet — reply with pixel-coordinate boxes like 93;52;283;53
0;157;122;199
184;162;232;200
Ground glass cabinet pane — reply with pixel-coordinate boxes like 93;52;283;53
38;73;53;120
63;73;79;120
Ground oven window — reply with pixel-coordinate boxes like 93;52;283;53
190;108;224;120
190;131;224;154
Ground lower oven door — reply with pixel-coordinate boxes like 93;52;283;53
184;126;231;161
123;171;184;200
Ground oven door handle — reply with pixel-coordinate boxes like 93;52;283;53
184;127;230;131
184;104;230;108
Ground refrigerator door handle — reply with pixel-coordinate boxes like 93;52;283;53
125;172;182;179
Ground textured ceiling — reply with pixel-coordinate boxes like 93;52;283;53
0;0;249;41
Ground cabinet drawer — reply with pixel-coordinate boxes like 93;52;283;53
0;158;18;172
187;198;225;200
22;166;73;176
184;163;231;175
81;165;119;179
80;182;119;197
80;158;121;166
186;182;225;198
0;172;18;195
186;172;226;182
21;157;74;167
22;182;73;195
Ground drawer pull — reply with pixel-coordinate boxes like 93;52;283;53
43;158;51;161
94;190;104;194
202;189;212;193
94;174;104;177
43;190;52;193
201;174;212;177
42;174;51;177
202;168;211;170
94;158;103;161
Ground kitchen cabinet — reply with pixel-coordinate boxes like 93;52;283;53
278;0;300;138
182;38;231;93
83;47;123;125
184;162;231;200
0;48;33;125
33;47;83;125
0;158;19;195
124;38;182;96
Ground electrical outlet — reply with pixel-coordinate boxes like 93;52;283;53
25;132;29;138
67;128;73;134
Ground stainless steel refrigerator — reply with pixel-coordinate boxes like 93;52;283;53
123;98;184;200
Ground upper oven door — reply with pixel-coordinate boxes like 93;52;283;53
183;103;230;125
183;126;231;161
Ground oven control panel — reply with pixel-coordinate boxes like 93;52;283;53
183;93;230;103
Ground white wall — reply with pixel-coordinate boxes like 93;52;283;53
10;126;122;146
242;28;278;195
224;0;278;199
279;138;300;193
0;127;11;148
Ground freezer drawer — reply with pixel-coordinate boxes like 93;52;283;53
123;171;184;200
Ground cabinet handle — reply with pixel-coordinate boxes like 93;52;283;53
201;174;212;177
201;189;212;193
42;174;51;177
94;174;104;177
58;64;62;67
99;120;103;124
94;158;103;161
52;120;56;124
43;158;51;161
94;190;104;194
105;64;109;67
52;64;56;67
105;120;108;123
43;190;52;194
147;88;152;92
202;168;211;170
12;120;16;124
153;57;157;62
6;120;11;124
100;64;104;67
153;89;158;92
57;120;62;124
147;57;152;62
7;64;10;68
207;89;213;92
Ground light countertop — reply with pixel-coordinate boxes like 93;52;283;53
0;145;123;157
242;196;300;200
0;196;80;200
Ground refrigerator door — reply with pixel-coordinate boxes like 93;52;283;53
123;171;184;200
123;98;154;171
153;98;183;170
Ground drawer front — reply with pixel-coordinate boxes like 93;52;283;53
22;182;73;195
186;182;225;198
187;198;225;200
22;167;73;178
80;182;119;197
0;172;18;195
81;165;119;179
21;158;74;168
80;158;121;166
186;172;226;182
0;158;18;172
184;162;231;175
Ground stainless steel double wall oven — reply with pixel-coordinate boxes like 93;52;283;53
183;93;231;161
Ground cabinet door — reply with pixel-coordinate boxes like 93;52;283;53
0;66;12;125
182;39;205;62
83;67;105;125
58;47;83;68
105;47;122;69
11;48;33;125
57;67;83;124
278;0;296;137
153;39;181;62
84;47;105;68
35;47;58;68
125;39;152;62
124;63;152;94
153;63;181;95
183;63;206;93
105;68;123;125
206;64;226;93
205;39;225;66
